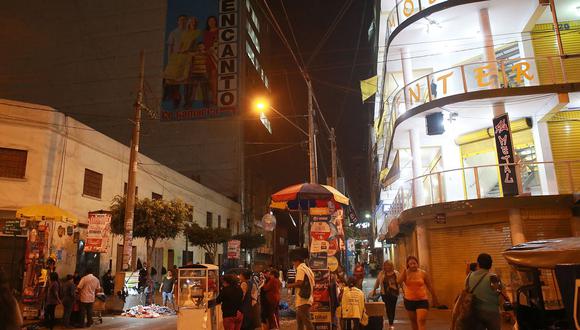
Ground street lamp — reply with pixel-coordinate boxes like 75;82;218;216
253;97;316;183
365;213;371;219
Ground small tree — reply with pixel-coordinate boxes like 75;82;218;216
110;195;190;271
184;223;231;264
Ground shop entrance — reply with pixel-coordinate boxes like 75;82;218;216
0;236;26;295
75;240;100;276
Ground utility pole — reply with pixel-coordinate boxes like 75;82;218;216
330;127;337;188
122;50;145;271
306;77;318;183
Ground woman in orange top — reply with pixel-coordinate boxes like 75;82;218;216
398;256;438;330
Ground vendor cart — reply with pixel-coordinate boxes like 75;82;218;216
176;264;221;330
93;292;107;324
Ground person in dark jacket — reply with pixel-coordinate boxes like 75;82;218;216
216;274;243;330
61;274;76;328
101;270;114;296
45;272;61;330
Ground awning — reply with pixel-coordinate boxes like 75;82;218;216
16;204;78;225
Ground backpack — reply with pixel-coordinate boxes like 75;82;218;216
451;273;488;330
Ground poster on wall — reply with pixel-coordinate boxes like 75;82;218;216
85;212;112;253
161;0;239;120
227;239;241;259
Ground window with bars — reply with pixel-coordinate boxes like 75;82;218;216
206;212;213;228
83;168;103;198
0;148;27;179
152;192;163;200
226;218;231;230
217;215;222;228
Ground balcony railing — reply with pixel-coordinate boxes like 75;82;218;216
380;160;580;237
386;0;450;37
380;56;580;168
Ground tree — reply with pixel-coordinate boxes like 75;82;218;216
110;195;190;271
184;223;231;264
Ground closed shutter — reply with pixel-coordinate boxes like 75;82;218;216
547;110;580;193
428;222;512;307
531;21;580;84
522;208;572;240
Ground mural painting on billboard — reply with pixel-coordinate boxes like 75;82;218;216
162;0;238;120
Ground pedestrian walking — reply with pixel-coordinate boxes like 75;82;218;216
0;268;23;330
44;272;61;330
216;274;244;330
337;277;368;330
459;253;503;330
354;262;365;289
61;274;76;328
371;260;400;329
260;270;281;330
398;256;438;330
159;270;176;309
286;254;315;330
77;269;101;328
240;270;260;330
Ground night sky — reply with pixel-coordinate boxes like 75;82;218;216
247;0;374;215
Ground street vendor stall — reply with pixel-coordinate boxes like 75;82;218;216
177;264;221;330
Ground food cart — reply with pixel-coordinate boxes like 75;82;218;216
177;264;221;330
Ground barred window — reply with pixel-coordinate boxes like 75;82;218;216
83;169;103;198
206;212;213;228
0;148;27;178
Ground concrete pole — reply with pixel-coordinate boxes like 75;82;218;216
330;128;337;187
410;128;424;206
479;8;506;117
307;78;318;183
122;50;145;271
401;48;413;110
509;209;526;245
416;222;431;273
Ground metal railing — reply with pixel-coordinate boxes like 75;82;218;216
380;160;580;236
380;56;580;169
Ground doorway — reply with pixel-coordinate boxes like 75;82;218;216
0;236;26;295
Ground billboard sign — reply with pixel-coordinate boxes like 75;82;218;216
85;212;112;253
492;113;519;196
227;239;241;259
161;0;239;120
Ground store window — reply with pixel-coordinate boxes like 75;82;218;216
0;147;27;179
83;168;103;198
206;212;213;228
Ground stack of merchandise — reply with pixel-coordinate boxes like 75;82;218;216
122;304;176;318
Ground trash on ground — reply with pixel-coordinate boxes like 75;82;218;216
122;304;176;318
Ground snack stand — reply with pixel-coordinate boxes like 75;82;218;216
177;264;221;330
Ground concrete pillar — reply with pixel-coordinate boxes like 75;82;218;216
532;119;559;194
401;48;413;110
416;222;430;273
517;32;540;86
440;139;464;202
410;128;425;206
398;240;407;271
509;209;526;245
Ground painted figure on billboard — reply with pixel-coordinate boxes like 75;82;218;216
161;0;238;120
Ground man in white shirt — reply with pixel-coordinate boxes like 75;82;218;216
77;269;101;327
287;255;315;330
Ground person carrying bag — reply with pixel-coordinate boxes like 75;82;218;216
337;277;368;330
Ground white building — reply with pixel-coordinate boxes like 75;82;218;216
0;99;241;282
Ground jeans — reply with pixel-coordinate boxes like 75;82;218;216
80;302;94;327
340;318;361;330
296;304;314;330
382;294;398;325
162;292;174;306
473;310;501;330
44;304;56;329
223;311;243;330
63;302;73;327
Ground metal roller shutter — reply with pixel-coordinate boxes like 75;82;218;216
522;208;572;240
532;21;580;84
428;222;512;307
547;110;580;194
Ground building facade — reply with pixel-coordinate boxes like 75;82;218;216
0;100;241;291
373;0;580;307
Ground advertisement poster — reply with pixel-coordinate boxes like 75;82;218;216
310;221;331;240
227;239;241;259
492;113;519;196
161;0;239;120
311;269;332;330
85;212;112;253
310;240;329;253
309;252;328;269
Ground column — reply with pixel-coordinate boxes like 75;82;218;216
532;119;559;194
401;47;413;110
479;8;505;116
410;128;424;206
440;139;464;201
509;209;526;245
416;222;430;273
